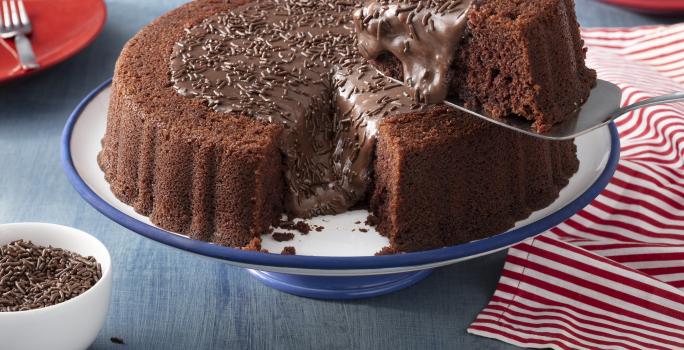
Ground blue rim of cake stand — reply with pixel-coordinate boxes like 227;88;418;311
61;79;621;273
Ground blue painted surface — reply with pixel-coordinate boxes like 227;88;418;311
0;1;680;349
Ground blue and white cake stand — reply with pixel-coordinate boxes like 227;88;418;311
61;80;620;299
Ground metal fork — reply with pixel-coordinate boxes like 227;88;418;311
0;0;38;70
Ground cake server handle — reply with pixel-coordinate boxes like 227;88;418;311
609;91;684;119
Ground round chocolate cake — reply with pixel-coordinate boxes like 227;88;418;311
100;0;585;252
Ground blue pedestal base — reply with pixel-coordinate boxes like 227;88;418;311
247;269;433;300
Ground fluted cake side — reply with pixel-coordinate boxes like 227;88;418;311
99;0;284;248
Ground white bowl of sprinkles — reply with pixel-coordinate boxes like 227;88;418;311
0;223;112;350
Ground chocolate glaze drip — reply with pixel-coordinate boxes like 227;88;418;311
170;0;425;218
354;0;472;104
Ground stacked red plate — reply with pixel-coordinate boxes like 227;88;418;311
0;0;106;83
598;0;684;14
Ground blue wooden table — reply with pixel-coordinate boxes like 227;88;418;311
0;1;681;349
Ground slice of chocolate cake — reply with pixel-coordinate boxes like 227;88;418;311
100;0;581;253
372;107;578;252
460;0;597;132
355;0;597;132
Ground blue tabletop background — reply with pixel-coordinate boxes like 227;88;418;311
0;1;681;349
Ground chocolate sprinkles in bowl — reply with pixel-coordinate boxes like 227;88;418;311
0;223;112;350
0;239;102;312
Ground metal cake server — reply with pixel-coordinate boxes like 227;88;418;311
381;74;684;141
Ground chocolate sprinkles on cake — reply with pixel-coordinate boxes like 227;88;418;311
171;0;427;218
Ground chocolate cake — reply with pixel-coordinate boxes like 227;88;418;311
356;0;597;132
100;0;582;252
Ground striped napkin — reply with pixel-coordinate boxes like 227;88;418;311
468;24;684;350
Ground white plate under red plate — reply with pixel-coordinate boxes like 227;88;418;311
597;0;684;14
61;80;620;299
0;0;106;83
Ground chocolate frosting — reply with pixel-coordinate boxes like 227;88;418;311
354;0;472;104
170;0;425;218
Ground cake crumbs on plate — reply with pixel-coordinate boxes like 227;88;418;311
241;237;262;251
281;246;296;255
375;246;398;256
272;232;295;242
276;219;311;235
365;214;379;227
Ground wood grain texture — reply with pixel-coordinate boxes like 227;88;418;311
0;0;680;349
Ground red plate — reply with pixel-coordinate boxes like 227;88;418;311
597;0;684;14
0;0;106;83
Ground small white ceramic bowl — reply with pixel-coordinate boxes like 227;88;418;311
0;223;112;350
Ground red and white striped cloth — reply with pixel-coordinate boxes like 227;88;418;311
469;24;684;350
